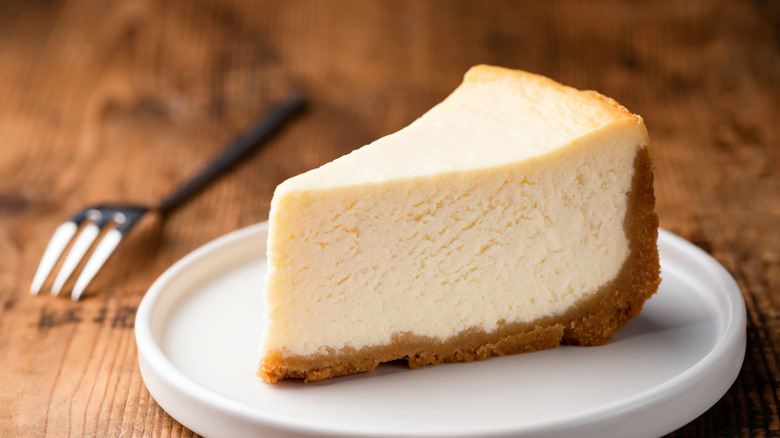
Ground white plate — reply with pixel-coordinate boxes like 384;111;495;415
136;224;745;438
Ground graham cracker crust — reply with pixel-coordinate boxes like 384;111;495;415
259;147;660;383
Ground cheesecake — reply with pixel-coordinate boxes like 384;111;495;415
259;65;660;383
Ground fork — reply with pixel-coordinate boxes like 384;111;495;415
30;93;306;301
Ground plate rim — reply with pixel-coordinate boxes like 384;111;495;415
135;225;746;437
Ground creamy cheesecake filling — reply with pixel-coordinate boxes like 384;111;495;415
260;146;658;382
263;124;643;358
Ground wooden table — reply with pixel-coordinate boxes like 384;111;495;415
1;0;777;436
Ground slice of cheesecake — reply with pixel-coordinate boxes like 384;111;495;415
259;65;660;383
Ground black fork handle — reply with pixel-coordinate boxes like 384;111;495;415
157;93;307;214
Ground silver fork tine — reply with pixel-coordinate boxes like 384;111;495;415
51;219;103;296
51;209;107;296
69;207;147;300
30;222;79;295
71;228;123;301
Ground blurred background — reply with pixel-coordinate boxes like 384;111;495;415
0;0;778;436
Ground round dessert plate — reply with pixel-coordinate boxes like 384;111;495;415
136;223;745;438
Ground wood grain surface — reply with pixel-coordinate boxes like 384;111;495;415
0;0;778;436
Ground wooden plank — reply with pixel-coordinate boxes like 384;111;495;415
0;0;777;436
